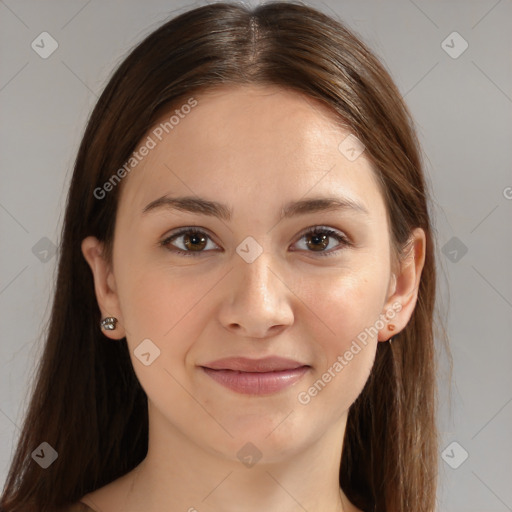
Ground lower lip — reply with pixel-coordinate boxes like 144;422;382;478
201;366;310;395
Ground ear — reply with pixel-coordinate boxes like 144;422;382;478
81;236;126;340
378;227;426;342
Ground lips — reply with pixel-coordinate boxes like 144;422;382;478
200;356;310;395
202;356;306;372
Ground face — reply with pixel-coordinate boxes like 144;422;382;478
83;84;423;464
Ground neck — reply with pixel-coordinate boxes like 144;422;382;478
119;405;354;512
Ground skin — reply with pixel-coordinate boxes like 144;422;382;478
81;84;425;512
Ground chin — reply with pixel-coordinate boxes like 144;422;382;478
209;415;316;462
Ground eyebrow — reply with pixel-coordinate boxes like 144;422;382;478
141;194;369;220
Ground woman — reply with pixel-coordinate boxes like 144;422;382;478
0;2;448;511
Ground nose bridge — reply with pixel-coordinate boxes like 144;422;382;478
218;239;294;336
235;245;280;307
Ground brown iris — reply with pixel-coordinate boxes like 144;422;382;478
183;232;208;251
306;232;329;251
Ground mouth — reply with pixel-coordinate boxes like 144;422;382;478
200;356;310;395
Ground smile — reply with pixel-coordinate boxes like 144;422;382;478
200;356;310;395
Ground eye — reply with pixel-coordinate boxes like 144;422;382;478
292;226;352;257
160;225;352;257
160;227;220;256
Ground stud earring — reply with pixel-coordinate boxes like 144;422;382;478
387;324;396;344
100;317;118;331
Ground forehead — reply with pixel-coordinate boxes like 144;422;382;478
117;84;385;221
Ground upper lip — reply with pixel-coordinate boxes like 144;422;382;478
201;356;308;372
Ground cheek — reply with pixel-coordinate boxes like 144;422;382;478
300;264;388;346
115;258;213;351
114;262;213;403
294;265;387;403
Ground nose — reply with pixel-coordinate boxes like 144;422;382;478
217;251;294;339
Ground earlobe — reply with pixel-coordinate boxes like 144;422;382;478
81;236;125;340
378;228;426;342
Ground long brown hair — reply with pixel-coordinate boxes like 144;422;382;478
1;2;450;511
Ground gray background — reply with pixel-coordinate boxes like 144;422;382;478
1;0;511;510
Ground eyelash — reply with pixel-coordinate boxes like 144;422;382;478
159;226;352;258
